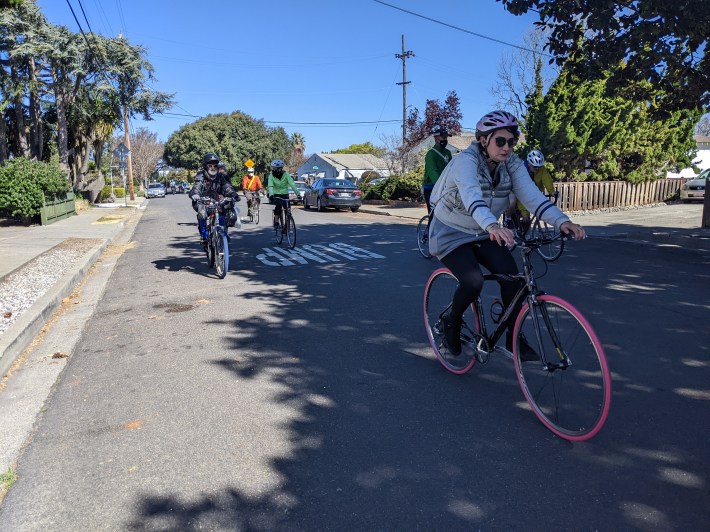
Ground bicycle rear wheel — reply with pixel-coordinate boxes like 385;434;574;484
206;232;215;268
417;215;432;258
531;219;564;261
274;215;284;244
423;268;479;374
513;295;611;441
214;231;229;278
286;215;297;248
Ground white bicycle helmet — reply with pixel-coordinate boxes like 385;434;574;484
526;149;545;167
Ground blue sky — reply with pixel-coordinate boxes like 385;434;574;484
37;0;540;154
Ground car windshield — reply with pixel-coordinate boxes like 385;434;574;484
324;180;354;188
149;184;162;188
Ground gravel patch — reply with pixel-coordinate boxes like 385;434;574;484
0;237;102;335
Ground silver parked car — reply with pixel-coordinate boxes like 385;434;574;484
303;178;362;212
146;182;166;198
680;169;708;202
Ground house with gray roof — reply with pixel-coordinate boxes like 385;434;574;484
297;153;390;185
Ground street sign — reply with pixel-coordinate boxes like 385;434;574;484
113;142;130;160
245;159;255;168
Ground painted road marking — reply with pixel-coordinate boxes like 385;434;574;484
256;242;385;267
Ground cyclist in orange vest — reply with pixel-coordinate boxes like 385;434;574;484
241;167;263;210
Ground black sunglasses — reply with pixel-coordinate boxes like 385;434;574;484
493;136;517;148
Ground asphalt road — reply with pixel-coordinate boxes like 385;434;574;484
1;195;709;530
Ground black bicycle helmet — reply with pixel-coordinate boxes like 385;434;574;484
203;153;219;167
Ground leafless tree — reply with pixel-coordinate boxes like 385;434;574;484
380;132;420;176
489;27;558;126
696;114;710;137
127;128;164;188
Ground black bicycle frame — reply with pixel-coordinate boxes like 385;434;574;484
464;238;570;369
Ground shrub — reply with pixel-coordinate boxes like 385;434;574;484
98;185;113;202
114;187;125;198
360;166;423;201
0;158;69;219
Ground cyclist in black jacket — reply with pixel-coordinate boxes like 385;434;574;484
190;153;239;245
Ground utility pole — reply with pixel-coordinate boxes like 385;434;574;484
395;34;414;146
123;106;135;201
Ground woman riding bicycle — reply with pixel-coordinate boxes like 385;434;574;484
428;110;586;357
267;159;299;227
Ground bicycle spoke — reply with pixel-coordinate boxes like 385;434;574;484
513;296;611;441
423;269;478;374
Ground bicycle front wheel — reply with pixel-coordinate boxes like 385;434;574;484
423;268;479;374
286;215;297;248
417;215;432;259
531;219;564;261
214;231;229;279
254;202;260;225
513;295;611;441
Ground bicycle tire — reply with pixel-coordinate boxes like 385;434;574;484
512;295;611;441
417;215;432;259
207;232;215;268
423;268;480;374
286;215;297;248
254;202;260;225
531;219;564;261
214;231;229;279
274;212;284;244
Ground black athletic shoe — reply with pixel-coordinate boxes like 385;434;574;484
441;311;462;356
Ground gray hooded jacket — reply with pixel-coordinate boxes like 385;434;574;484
430;142;568;239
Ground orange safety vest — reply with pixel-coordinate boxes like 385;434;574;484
242;174;263;191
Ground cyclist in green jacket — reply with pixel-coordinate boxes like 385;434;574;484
423;125;453;214
267;160;299;227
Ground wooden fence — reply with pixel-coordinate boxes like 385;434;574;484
40;191;76;225
555;178;687;212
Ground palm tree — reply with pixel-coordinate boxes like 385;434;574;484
290;132;306;170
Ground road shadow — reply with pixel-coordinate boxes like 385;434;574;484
120;213;709;530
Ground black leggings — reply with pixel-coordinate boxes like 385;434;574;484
440;240;524;330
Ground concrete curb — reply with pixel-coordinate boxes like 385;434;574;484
0;206;143;378
0;242;108;378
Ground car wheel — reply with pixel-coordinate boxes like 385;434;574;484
304;197;310;209
350;207;359;212
317;197;323;212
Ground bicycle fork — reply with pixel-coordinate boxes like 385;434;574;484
526;296;571;372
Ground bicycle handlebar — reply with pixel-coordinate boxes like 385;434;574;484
514;231;572;249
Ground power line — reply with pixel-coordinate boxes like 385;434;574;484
160;112;402;126
373;0;553;58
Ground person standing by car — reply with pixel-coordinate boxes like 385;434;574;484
190;153;239;246
242;167;263;211
423;125;453;215
428;110;586;357
267;160;299;228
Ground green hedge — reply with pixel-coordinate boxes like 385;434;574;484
0;158;69;219
360;167;423;201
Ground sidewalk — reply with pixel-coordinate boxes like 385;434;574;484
360;201;710;251
0;199;146;377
